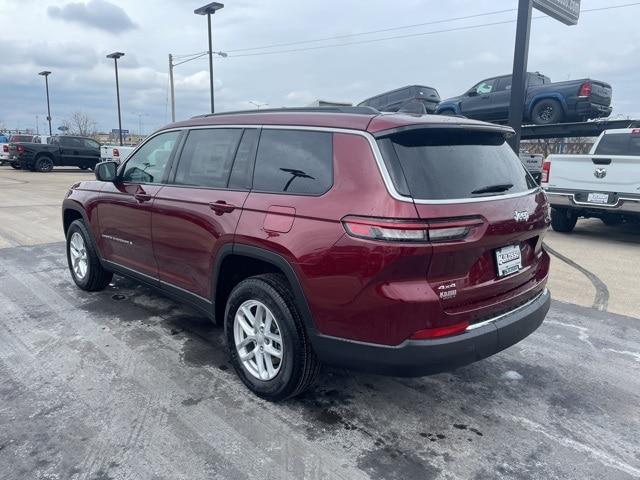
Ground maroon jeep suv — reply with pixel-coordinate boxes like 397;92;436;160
62;107;551;400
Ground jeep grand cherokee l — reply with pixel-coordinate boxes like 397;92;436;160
62;107;551;401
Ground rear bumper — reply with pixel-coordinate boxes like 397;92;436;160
312;288;550;377
574;100;612;119
546;190;640;214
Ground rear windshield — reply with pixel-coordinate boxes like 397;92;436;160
10;135;33;143
378;129;536;200
594;133;640;156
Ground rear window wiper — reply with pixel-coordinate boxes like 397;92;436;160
471;183;514;195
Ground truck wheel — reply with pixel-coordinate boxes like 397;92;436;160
225;273;321;401
551;207;578;232
35;156;54;172
602;215;623;226
10;161;20;169
532;99;564;125
66;219;113;291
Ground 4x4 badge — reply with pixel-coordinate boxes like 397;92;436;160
514;210;530;222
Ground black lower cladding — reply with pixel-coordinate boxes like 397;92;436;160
311;289;551;377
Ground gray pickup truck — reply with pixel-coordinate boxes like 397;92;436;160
436;72;612;125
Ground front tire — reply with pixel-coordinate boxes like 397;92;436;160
551;207;578;232
225;274;321;401
66;219;113;291
532;99;564;125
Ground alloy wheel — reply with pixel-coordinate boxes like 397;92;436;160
69;232;88;280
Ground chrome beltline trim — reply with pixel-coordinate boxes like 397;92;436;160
465;288;548;331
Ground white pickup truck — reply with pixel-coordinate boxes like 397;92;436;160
100;144;135;164
542;128;640;232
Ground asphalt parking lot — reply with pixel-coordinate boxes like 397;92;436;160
1;168;639;479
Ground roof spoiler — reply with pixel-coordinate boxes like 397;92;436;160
191;106;379;118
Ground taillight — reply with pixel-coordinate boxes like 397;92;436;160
631;128;640;136
113;148;120;157
17;145;25;154
2;145;7;152
409;320;469;340
342;216;478;243
578;82;592;97
541;159;551;183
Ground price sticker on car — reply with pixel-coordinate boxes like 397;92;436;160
495;244;522;277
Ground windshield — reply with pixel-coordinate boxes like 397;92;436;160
594;133;640;156
378;129;537;200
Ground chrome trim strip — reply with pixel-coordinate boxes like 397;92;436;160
465;288;548;331
545;191;640;211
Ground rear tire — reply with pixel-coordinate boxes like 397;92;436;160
551;207;578;232
66;219;113;291
532;99;564;125
225;273;321;401
35;155;54;173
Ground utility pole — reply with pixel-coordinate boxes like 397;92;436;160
507;0;533;153
169;54;176;122
107;52;125;146
38;71;53;136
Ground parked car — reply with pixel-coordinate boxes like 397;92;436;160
542;128;640;231
0;134;10;165
62;107;551;400
100;144;135;164
358;85;441;114
436;72;612;125
11;135;101;172
3;134;36;167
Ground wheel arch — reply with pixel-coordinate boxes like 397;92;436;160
212;244;318;338
527;94;568;120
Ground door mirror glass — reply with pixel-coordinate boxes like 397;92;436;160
95;161;118;182
468;90;478;97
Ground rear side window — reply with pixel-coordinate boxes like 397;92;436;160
594;133;640;156
378;129;536;200
253;130;333;195
174;129;242;188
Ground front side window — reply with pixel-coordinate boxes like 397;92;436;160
121;131;179;183
253;130;333;195
473;80;495;95
173;129;242;188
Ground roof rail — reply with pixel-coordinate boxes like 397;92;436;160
191;106;379;119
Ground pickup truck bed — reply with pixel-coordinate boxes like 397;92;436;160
542;128;640;231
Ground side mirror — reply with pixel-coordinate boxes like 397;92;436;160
95;161;118;182
468;90;478;97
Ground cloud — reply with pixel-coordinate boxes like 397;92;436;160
48;0;136;33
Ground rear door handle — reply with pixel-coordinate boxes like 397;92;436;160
134;192;152;203
209;201;235;214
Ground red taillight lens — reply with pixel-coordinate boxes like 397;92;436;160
342;216;429;242
342;216;478;243
578;82;592;97
541;159;551;183
410;321;469;340
17;145;24;154
113;148;120;157
2;145;7;152
631;128;640;136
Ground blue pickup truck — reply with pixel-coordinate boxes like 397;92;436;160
436;72;612;125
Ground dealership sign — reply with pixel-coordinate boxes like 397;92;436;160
533;0;580;26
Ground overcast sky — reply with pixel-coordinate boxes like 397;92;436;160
1;0;639;134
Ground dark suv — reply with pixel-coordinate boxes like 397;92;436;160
62;107;551;401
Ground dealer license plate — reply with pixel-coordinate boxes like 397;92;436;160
495;244;522;278
587;192;609;204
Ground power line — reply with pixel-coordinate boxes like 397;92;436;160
225;2;640;58
226;8;517;53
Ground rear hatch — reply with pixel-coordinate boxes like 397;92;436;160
376;127;548;323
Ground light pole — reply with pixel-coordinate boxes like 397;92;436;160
107;52;125;146
194;2;224;114
249;101;268;110
168;50;227;121
38;71;52;136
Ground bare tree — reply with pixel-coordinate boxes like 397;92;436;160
62;112;97;137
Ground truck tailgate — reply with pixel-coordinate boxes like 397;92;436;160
545;154;640;195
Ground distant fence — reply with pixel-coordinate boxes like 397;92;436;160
521;138;595;156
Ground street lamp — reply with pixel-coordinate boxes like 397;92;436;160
194;2;224;114
168;50;227;122
38;71;52;136
106;51;125;146
249;101;268;110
